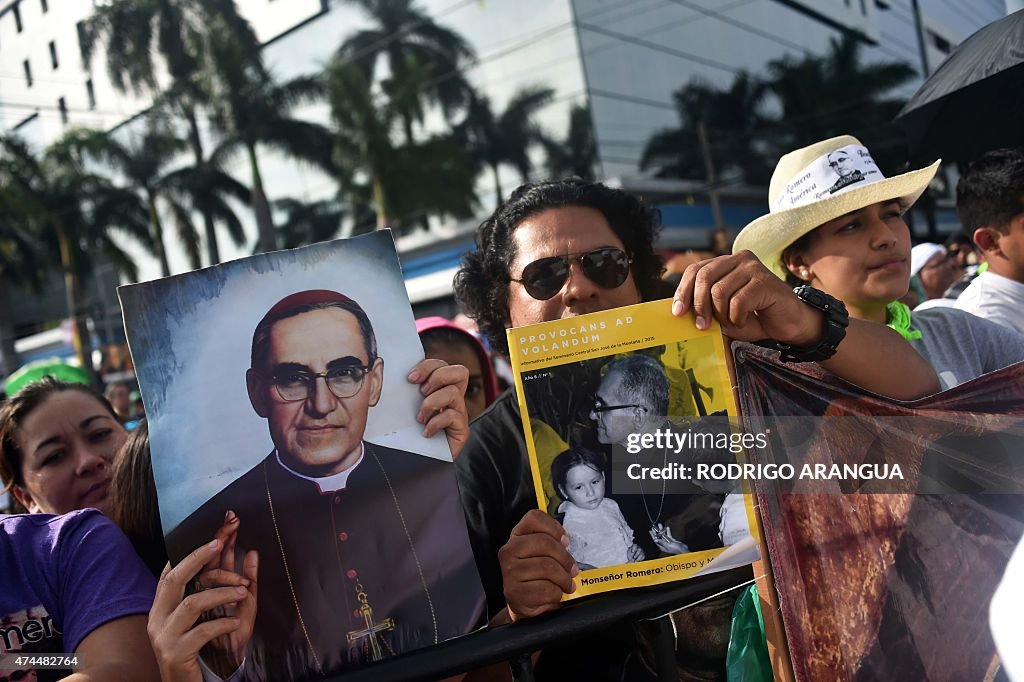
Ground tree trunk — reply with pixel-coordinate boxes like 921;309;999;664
201;200;220;265
248;142;277;253
402;113;415;146
400;113;431;233
184;106;222;266
55;221;99;388
148;191;171;277
372;174;389;230
491;162;503;208
0;284;21;380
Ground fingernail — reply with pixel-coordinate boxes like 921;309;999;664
225;510;237;522
570;563;580;577
560;534;570;548
569;580;577;594
407;370;420;382
672;299;684;316
695;315;707;330
240;578;250;586
207;539;221;550
235;586;248;595
420;383;430;395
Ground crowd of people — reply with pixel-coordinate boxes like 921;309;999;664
1;136;1022;681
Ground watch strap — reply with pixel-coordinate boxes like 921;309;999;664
757;285;849;363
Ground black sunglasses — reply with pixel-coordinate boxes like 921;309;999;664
510;247;632;301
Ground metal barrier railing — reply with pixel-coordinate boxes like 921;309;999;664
321;566;754;682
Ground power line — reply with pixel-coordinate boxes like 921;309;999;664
575;21;736;74
662;0;806;53
581;0;758;60
944;1;997;29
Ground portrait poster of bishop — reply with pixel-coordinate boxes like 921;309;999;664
119;231;485;681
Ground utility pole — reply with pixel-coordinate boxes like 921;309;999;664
697;121;724;229
910;0;931;78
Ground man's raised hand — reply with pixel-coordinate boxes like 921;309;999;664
499;510;580;622
409;358;470;459
671;251;822;346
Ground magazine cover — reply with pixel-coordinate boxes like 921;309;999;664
508;299;760;599
118;231;484;681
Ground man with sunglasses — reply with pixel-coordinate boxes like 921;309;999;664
453;178;940;678
164;290;483;679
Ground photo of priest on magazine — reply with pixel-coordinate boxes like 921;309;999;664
508;299;760;598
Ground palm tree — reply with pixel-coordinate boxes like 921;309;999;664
0;133;154;374
325;57;476;233
455;86;554;204
200;14;335;253
81;0;260;265
338;0;475;142
272;198;347;249
641;71;771;185
77;123;197;276
766;34;916;172
0;175;48;377
160;140;252;259
542;103;598;181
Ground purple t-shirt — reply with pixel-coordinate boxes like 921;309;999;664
0;509;156;678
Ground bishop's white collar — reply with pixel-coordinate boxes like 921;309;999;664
275;442;365;493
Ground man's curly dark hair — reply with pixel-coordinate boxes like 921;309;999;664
454;178;665;353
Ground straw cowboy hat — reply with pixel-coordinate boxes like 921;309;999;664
733;135;940;279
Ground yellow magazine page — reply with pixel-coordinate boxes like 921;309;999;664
507;299;760;599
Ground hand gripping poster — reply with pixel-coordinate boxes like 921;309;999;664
507;299;760;599
119;231;484;681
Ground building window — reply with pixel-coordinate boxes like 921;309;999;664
49;41;59;69
76;21;88;65
58;97;68;124
41;0;48;12
23;60;33;87
13;3;23;32
86;79;96;109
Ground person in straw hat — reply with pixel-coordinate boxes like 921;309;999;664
733;135;1024;390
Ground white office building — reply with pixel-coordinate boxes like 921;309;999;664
0;0;1009;320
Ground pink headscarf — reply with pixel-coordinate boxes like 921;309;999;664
415;316;499;407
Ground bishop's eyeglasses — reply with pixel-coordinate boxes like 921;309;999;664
270;361;373;402
591;395;648;414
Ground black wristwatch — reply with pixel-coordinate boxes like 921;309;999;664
758;285;849;363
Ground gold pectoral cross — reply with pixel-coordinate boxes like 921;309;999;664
347;594;394;662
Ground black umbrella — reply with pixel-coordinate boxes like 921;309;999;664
895;9;1024;165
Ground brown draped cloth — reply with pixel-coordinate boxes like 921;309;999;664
734;344;1024;682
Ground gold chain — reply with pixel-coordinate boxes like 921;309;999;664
264;461;323;672
368;448;438;644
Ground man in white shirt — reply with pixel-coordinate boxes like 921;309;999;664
954;148;1024;335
